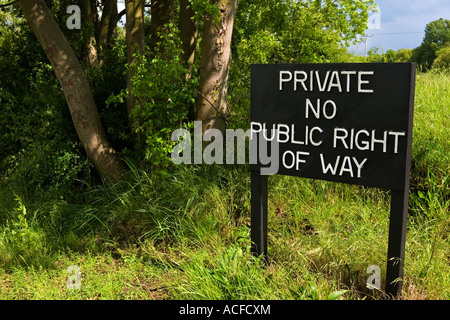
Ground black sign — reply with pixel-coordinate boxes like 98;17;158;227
250;63;415;191
250;63;416;298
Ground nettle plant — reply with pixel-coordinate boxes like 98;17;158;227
130;24;198;168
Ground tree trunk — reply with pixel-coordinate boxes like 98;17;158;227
179;0;198;77
79;0;98;66
150;0;174;54
107;1;119;45
98;0;117;48
18;0;127;182
125;0;145;141
195;0;237;133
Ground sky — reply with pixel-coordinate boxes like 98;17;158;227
350;0;450;55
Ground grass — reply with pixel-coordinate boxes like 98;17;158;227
0;71;449;300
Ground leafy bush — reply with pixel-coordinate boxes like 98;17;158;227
127;24;198;168
85;37;129;150
0;196;53;271
0;10;93;197
396;48;414;62
432;46;450;71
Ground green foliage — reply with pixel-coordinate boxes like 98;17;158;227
0;9;93;197
189;0;221;22
128;24;198;168
362;47;397;62
432;46;450;71
395;48;414;62
414;18;450;70
0;196;53;271
173;246;273;299
234;0;373;63
410;71;450;196
361;18;450;71
229;0;375;128
1;0;449;301
86;36;129;150
384;49;397;62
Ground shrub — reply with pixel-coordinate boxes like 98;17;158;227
0;196;53;271
126;24;198;169
432;46;450;71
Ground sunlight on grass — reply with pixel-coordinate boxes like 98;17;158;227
0;72;449;300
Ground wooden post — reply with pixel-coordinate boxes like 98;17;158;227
386;63;415;298
251;170;268;259
385;189;409;298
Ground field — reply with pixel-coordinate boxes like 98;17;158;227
0;71;449;300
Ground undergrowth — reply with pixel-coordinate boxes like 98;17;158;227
0;71;449;300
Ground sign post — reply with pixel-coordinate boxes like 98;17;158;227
386;189;409;297
250;170;268;258
250;63;416;298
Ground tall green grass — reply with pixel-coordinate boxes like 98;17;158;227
0;72;449;300
411;71;449;194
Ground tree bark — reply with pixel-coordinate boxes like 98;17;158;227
150;0;174;54
107;1;119;45
78;0;98;66
195;0;237;133
179;0;198;77
98;0;118;48
125;0;145;140
18;0;127;182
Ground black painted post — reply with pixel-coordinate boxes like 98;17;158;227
386;63;415;298
251;170;268;259
386;189;409;298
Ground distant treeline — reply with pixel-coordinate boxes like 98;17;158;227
364;18;450;71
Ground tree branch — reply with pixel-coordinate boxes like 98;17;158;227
195;89;229;125
0;0;15;8
118;4;151;21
